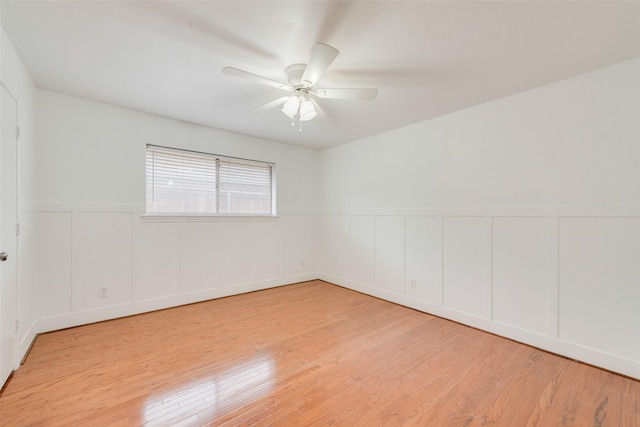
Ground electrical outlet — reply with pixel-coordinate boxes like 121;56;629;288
301;260;305;268
409;278;416;289
98;286;108;298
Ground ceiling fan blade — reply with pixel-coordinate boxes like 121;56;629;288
314;88;378;101
222;67;291;91
309;98;326;120
248;97;289;114
301;43;339;87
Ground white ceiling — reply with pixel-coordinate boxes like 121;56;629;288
2;1;639;150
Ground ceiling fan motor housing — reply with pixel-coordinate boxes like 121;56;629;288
285;64;308;87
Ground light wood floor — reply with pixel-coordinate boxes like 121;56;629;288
1;281;638;426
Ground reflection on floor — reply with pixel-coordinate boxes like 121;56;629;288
143;354;275;425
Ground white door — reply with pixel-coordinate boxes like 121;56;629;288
0;84;18;386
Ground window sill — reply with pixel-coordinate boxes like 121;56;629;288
141;214;279;223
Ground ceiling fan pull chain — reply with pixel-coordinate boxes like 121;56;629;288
299;117;303;133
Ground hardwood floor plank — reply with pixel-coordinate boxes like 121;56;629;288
608;370;636;427
555;362;595;425
594;372;637;426
468;349;564;426
0;280;637;426
525;357;570;426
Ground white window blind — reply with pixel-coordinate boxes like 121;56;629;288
146;145;274;215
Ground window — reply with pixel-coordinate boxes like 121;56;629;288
146;145;275;215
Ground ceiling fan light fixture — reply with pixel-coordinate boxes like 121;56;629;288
299;99;317;121
281;96;300;118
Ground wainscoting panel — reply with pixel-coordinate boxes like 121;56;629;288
181;221;225;293
374;215;404;295
349;216;374;286
282;214;311;278
224;221;258;287
404;216;443;305
442;217;487;318
327;215;350;280
132;218;181;302
71;212;133;312
492;217;549;334
317;215;329;276
256;219;285;283
558;217;640;362
318;209;640;379
306;215;320;275
39;212;72;317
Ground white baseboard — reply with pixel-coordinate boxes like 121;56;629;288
38;273;318;334
319;273;640;380
30;271;639;381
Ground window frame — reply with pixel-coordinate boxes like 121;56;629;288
143;144;277;221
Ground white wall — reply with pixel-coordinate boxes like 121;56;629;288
36;90;320;331
1;28;40;366
4;22;640;382
320;59;640;211
318;57;640;379
36;90;319;212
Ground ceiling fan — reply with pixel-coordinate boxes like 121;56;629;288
222;43;378;132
